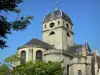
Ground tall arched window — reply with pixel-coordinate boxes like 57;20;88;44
20;51;26;64
36;50;42;61
49;31;56;45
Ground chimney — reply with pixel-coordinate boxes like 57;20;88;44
82;46;86;57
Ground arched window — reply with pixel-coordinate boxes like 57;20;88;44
58;21;60;25
67;32;70;37
78;57;81;63
66;24;69;29
49;23;55;28
49;31;55;35
78;70;82;75
20;51;26;64
36;50;42;61
44;25;46;28
67;64;69;75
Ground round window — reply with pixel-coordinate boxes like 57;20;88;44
49;23;55;28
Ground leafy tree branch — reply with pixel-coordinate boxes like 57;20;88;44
0;0;33;49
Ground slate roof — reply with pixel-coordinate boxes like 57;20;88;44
43;9;73;24
18;38;53;49
67;44;92;56
67;44;83;55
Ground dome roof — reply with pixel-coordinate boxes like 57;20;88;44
43;9;73;24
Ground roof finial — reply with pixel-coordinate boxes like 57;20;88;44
56;0;59;10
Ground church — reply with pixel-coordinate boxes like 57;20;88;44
13;7;100;75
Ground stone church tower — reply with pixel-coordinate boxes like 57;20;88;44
13;5;100;75
42;9;75;75
42;9;74;51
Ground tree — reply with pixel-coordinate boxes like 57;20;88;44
0;64;10;75
0;53;64;75
0;0;33;49
4;52;21;64
11;60;64;75
0;53;21;75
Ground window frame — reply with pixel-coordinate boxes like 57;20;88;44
44;25;46;28
20;51;26;64
78;57;81;63
58;21;60;25
49;22;55;28
36;50;42;61
78;70;82;75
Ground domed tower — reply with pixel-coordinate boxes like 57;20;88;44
42;9;74;51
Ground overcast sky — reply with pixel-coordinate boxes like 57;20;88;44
0;0;100;62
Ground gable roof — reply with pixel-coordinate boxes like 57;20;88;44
18;38;53;50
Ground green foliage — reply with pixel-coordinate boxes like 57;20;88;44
0;54;64;75
0;0;23;12
0;60;64;75
0;64;9;75
11;60;64;75
4;53;21;63
0;0;33;49
13;9;21;13
12;16;33;31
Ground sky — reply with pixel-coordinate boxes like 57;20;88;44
0;0;100;62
